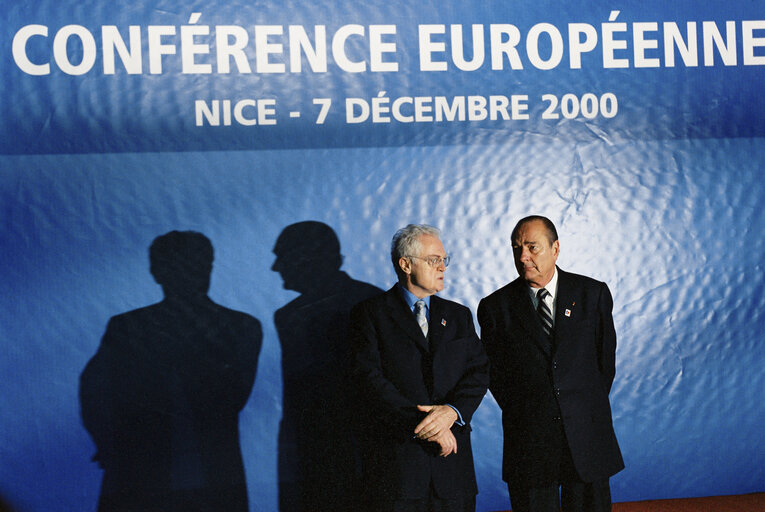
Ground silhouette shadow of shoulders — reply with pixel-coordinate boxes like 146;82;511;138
80;231;262;512
272;221;382;512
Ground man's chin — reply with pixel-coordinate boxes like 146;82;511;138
521;273;542;286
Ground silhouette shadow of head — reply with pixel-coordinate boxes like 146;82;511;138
271;220;343;294
80;231;262;512
272;221;382;512
150;230;213;299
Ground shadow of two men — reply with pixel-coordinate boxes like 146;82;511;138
80;223;381;512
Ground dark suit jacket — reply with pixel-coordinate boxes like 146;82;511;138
80;298;261;512
349;286;489;501
477;268;624;487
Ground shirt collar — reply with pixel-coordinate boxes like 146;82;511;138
397;283;431;312
528;267;559;300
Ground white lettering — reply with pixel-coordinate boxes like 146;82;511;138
255;25;285;73
419;25;447;71
148;25;176;74
369;25;398;72
346;98;369;122
664;22;698;67
702;21;736;66
289;25;327;73
333;25;366;73
53;25;97;75
102;26;142;74
216;26;252;73
568;23;597;69
633;22;660;68
490;24;523;70
526;23;563;70
602;12;629;68
12;25;49;75
181;14;212;74
742;20;765;65
451;25;485;71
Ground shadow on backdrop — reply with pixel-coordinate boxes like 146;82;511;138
0;494;15;512
272;221;383;511
80;231;262;512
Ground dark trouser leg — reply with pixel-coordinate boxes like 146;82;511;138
560;478;611;512
507;482;560;512
557;419;612;512
378;492;475;512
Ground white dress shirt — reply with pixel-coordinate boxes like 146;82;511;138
528;267;559;325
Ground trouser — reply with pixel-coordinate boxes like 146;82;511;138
508;420;612;512
508;478;611;512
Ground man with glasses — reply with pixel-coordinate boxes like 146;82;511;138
478;215;623;512
349;224;489;512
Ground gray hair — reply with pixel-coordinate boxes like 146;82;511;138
391;224;441;276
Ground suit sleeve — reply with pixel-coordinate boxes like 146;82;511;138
597;282;618;392
349;301;421;434
194;314;262;414
443;309;489;426
477;297;511;411
79;317;124;465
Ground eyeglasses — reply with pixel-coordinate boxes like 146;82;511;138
408;255;451;268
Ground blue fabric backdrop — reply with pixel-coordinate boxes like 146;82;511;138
1;1;763;511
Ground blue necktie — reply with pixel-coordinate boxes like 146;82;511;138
414;299;428;338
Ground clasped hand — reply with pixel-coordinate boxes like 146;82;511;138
413;405;458;457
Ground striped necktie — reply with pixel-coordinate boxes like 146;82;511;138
414;299;428;338
537;288;553;338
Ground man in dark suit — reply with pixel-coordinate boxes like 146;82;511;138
349;224;489;512
478;216;623;512
80;231;262;512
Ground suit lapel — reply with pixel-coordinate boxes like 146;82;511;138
552;268;576;353
506;278;552;358
383;286;429;353
428;295;446;354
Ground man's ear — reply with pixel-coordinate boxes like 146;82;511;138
398;256;411;275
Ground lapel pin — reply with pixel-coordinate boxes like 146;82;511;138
441;319;447;326
565;309;572;317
